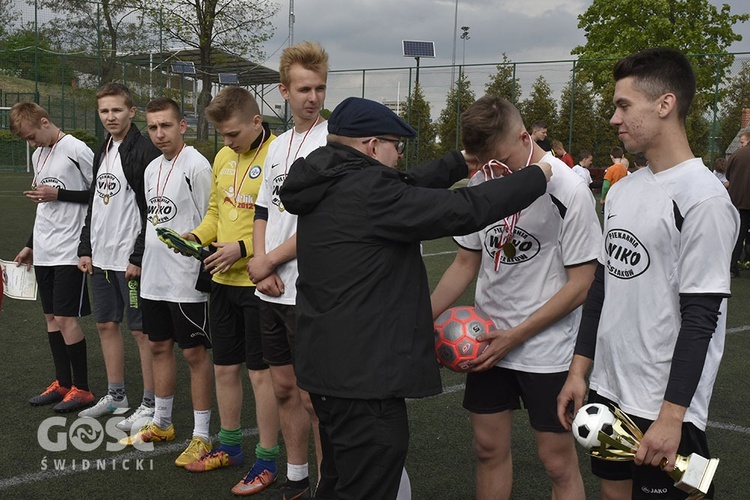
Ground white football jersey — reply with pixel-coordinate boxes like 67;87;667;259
590;159;739;430
255;120;328;305
455;153;602;373
141;146;212;302
91;141;142;271
32;134;94;266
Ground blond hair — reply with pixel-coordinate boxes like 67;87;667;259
279;41;329;87
205;87;260;125
9;102;51;135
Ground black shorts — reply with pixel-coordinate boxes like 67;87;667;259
587;391;714;499
36;265;91;317
141;298;211;350
210;282;266;370
90;268;142;330
260;300;297;366
463;366;568;432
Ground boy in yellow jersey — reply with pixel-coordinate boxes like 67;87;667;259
180;87;281;496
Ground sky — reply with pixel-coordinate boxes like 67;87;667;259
258;0;750;117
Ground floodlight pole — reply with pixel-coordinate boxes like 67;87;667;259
415;56;421;87
450;0;459;91
289;0;295;46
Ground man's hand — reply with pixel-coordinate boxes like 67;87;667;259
634;401;686;472
204;241;241;275
78;256;94;275
247;254;275;284
461;150;481;176
556;373;588;430
468;327;520;372
256;273;285;297
13;247;33;271
537;161;553;182
23;185;59;204
125;264;141;280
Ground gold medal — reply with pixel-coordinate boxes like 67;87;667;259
502;241;516;258
228;208;239;221
278;202;285;213
152;215;159;226
103;194;110;205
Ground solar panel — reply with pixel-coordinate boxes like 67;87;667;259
402;40;436;58
218;73;239;85
171;61;196;75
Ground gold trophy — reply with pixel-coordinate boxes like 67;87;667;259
572;403;719;499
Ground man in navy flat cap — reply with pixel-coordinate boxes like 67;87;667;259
279;97;552;499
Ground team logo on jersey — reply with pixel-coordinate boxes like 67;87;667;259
147;196;177;225
483;224;540;265
96;173;121;201
38;177;66;190
605;229;650;279
249;165;262;179
270;173;287;208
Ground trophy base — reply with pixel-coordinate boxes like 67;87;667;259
672;454;719;496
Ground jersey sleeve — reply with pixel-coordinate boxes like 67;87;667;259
77;142;95;188
191;162;220;245
191;159;213;219
559;182;602;266
678;196;738;296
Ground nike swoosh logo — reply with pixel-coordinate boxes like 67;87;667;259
606;214;616;220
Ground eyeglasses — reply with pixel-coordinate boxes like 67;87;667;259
362;137;406;155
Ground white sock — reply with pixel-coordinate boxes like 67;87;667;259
153;395;174;429
193;409;211;440
286;462;309;482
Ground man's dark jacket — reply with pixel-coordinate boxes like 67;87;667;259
279;142;547;400
78;124;160;267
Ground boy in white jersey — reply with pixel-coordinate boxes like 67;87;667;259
244;41;328;498
77;83;160;428
180;87;282;497
431;95;601;500
117;98;214;467
10;102;95;413
557;48;739;499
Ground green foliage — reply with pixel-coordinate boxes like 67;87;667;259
400;84;437;169
555;77;613;165
572;0;749;97
436;72;476;156
519;75;558;137
67;129;99;150
484;53;522;104
0;27;75;84
716;60;750;155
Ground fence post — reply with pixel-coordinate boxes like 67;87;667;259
567;60;576;153
709;54;723;166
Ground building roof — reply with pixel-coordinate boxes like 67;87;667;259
126;47;280;87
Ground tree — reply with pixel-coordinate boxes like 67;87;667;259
436;72;476;156
572;0;749;97
484;53;522;104
716;59;750;156
400;83;437;169
0;26;74;85
555;77;602;160
141;0;278;141
519;75;557;138
38;0;149;85
0;0;19;39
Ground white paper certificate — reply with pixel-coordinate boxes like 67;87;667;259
0;259;38;300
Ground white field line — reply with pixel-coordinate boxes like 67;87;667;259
3;378;750;490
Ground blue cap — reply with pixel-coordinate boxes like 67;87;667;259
328;97;417;138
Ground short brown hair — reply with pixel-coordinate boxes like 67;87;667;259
205;87;260;125
279;41;329;88
461;95;523;160
9;102;50;135
146;97;182;120
740;130;750;141
96;82;134;108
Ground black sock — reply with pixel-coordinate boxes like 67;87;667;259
48;330;72;388
285;478;310;489
65;339;89;392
